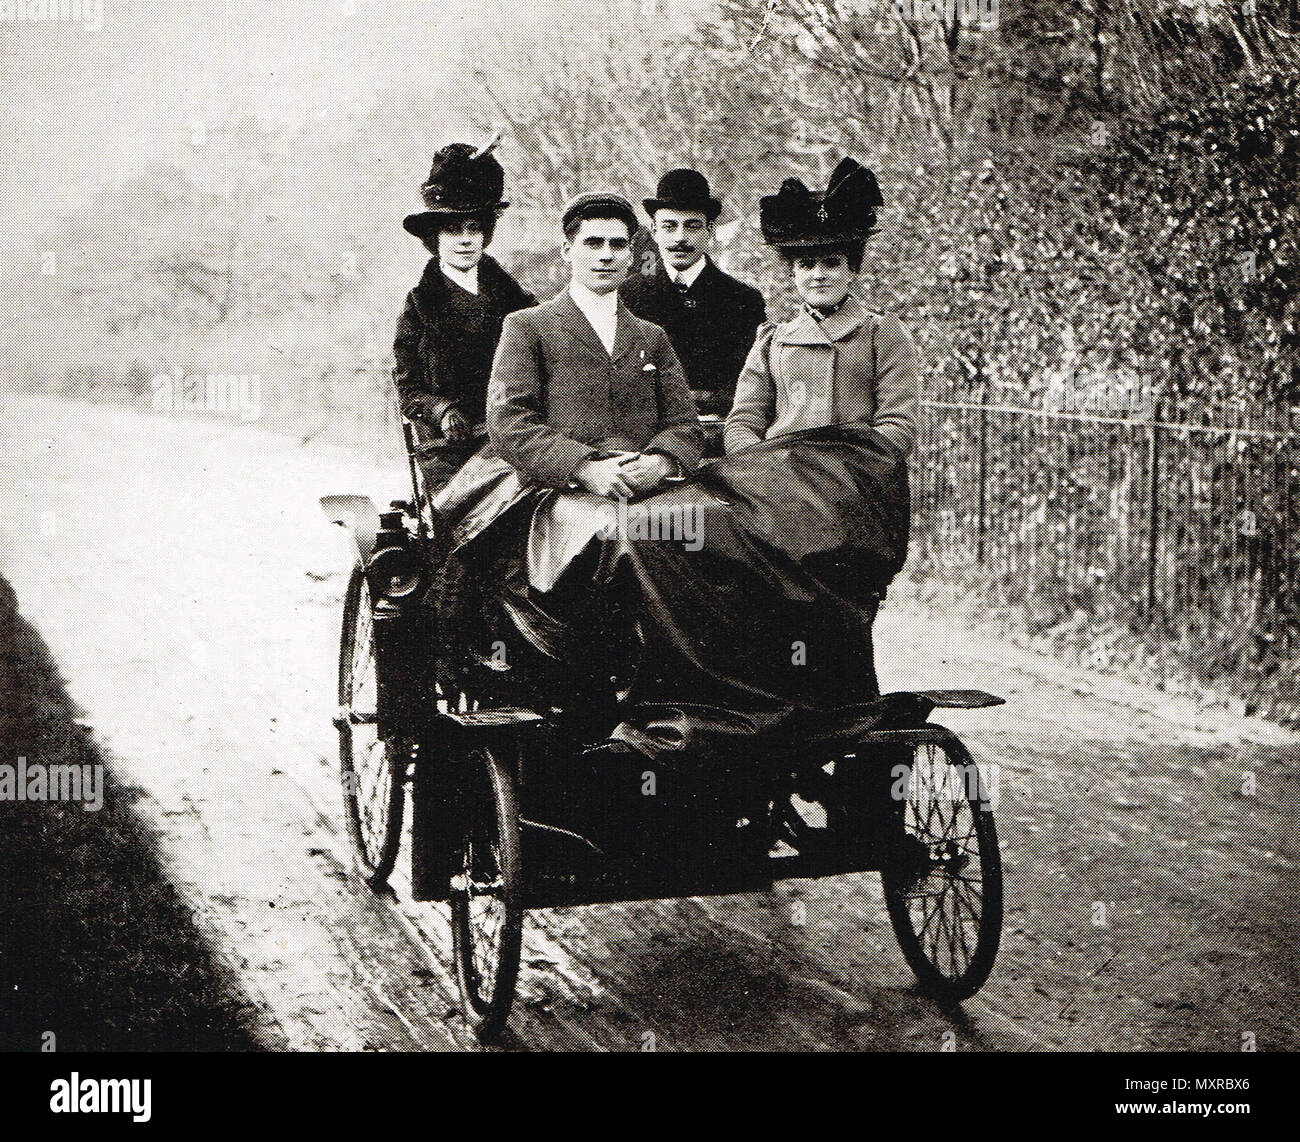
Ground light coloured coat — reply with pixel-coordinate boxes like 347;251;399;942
723;294;920;458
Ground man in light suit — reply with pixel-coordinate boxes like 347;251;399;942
487;193;704;498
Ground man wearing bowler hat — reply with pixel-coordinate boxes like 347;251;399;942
620;168;766;420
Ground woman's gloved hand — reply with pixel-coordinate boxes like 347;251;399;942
440;408;471;441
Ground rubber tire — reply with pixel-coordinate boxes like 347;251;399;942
338;562;406;888
450;745;523;1041
882;734;1002;1005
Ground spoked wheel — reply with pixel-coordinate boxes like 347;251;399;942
882;734;1002;1005
449;744;523;1041
337;562;407;888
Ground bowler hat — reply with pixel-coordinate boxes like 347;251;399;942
759;158;883;248
561;192;639;237
643;168;722;222
403;141;510;239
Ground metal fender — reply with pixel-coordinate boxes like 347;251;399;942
319;495;381;563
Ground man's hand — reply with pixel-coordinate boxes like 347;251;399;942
573;456;635;500
440;409;471;441
618;452;676;494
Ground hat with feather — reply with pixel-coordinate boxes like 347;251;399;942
403;134;510;238
759;157;883;248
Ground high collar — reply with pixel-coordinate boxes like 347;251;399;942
417;252;507;300
568;279;620;317
781;293;870;345
667;255;708;289
658;254;712;292
803;294;848;321
439;260;479;294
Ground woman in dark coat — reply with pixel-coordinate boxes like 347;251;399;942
393;140;535;494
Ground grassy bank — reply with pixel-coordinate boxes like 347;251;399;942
0;576;263;1051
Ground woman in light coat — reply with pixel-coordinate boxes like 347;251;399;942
724;158;919;460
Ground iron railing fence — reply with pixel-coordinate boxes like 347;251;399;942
911;386;1300;686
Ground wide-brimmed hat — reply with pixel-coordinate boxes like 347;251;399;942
642;168;722;221
403;140;510;239
759;158;882;248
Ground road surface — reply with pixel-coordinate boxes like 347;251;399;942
2;393;1296;1051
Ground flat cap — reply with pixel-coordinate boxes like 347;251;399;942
561;192;639;236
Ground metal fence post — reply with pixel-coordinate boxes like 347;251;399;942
1146;397;1161;615
976;352;987;567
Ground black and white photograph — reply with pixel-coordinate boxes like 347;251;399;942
0;0;1296;1106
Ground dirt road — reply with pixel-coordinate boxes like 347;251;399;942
3;393;1297;1051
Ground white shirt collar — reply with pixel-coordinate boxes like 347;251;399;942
440;261;479;295
568;280;620;354
569;279;619;316
670;255;707;289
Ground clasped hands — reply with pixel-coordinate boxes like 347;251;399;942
405;400;473;443
574;452;676;500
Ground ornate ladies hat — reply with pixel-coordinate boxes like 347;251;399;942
759;158;883;247
403;136;510;238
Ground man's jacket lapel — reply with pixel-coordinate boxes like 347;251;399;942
553;289;612;364
691;257;720;298
611;301;642;364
